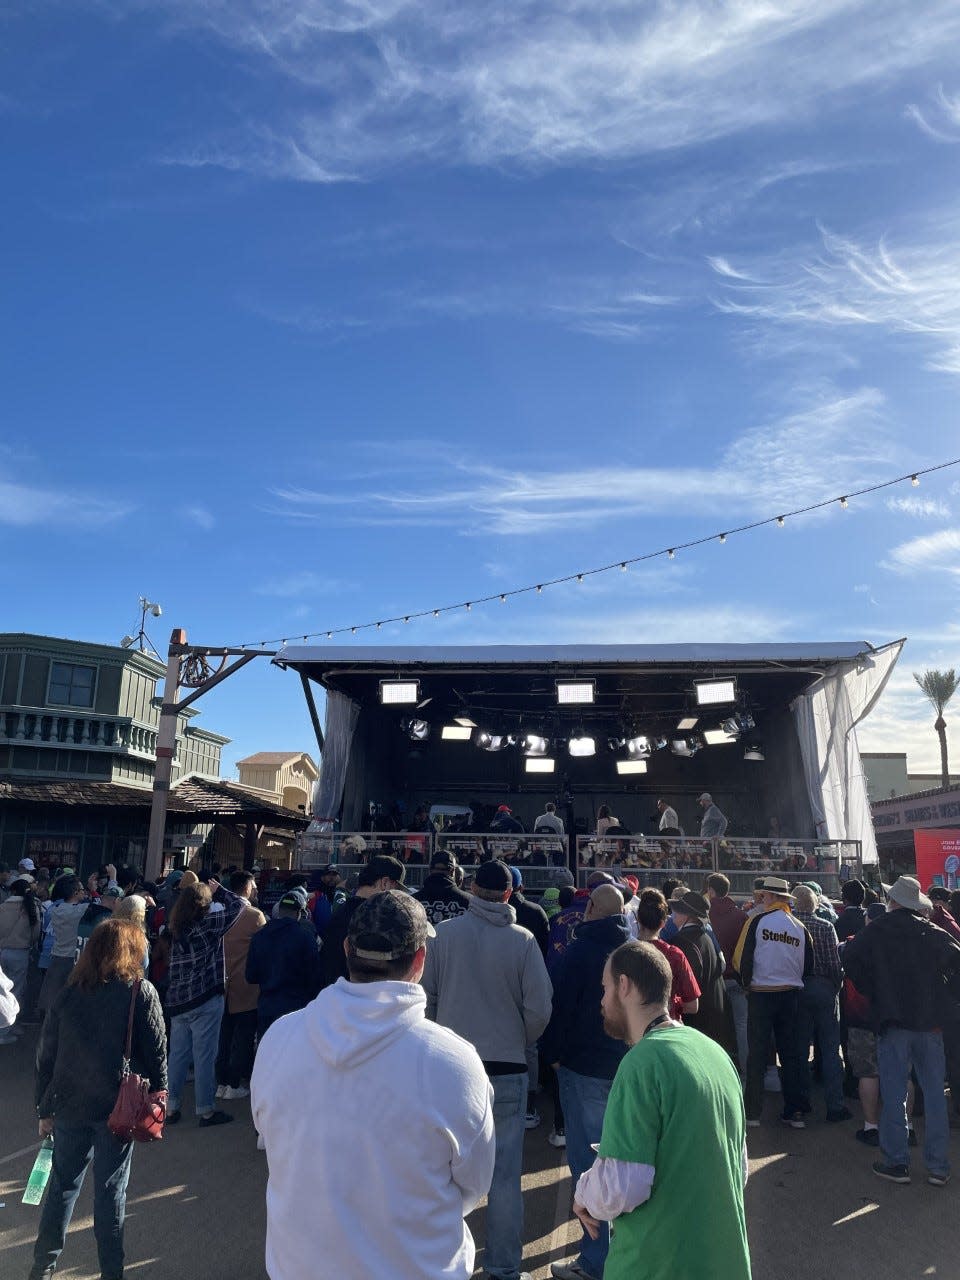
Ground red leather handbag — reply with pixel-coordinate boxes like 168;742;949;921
107;980;167;1143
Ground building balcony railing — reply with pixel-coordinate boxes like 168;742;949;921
0;709;159;758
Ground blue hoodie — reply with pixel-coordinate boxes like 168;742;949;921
540;914;630;1079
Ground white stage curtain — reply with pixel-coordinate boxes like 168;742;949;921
790;640;904;865
313;689;360;825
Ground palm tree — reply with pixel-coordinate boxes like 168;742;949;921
914;669;958;789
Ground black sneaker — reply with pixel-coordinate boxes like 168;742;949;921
855;1127;880;1147
826;1107;853;1123
198;1110;235;1128
166;1109;181;1125
872;1161;910;1184
780;1111;806;1129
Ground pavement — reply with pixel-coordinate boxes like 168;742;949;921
1;1026;956;1280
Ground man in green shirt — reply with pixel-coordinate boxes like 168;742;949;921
572;941;751;1280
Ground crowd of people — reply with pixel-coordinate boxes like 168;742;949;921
2;847;960;1280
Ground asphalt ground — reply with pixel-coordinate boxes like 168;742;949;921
1;1025;956;1280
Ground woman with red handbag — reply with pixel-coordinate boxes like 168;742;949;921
30;918;167;1280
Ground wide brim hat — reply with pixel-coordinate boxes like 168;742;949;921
887;875;932;913
670;889;710;918
757;875;795;900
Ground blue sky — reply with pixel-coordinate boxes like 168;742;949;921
3;1;960;775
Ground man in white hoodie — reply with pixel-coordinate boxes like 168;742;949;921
423;858;553;1280
251;890;495;1280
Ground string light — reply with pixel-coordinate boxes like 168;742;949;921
231;457;960;648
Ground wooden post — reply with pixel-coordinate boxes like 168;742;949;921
145;629;186;882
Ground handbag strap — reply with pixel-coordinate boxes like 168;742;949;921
123;979;141;1062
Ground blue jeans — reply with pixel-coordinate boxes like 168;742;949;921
797;977;845;1112
725;979;749;1075
30;1120;134;1280
167;993;224;1115
556;1067;613;1279
877;1027;950;1176
485;1072;528;1280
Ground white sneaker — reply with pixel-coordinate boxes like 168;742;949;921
548;1128;567;1148
524;1109;541;1130
215;1085;227;1099
223;1085;250;1100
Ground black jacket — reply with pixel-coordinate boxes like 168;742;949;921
673;921;737;1057
842;908;960;1031
246;917;323;1021
511;893;550;958
414;874;471;926
319;896;364;988
540;915;630;1079
36;979;167;1123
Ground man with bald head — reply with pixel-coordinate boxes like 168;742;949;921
541;884;630;1280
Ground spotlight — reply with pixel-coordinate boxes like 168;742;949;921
525;757;555;774
441;725;473;741
616;760;647;775
381;680;420;706
744;743;765;762
676;716;699;731
476;732;515;752
568;734;596;758
606;736;625;752
694;678;737;706
522;734;550;757
403;719;430;742
556;680;595;705
624;735;650;759
652;736;669;751
722;711;755;735
670;738;700;758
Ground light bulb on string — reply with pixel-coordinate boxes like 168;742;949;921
433;610;440;618
911;474;920;487
667;549;675;559
576;574;583;584
619;562;627;572
499;594;506;603
719;533;727;544
465;602;472;611
840;496;849;509
536;585;543;594
777;516;785;528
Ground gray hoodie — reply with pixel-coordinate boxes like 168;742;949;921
422;894;553;1066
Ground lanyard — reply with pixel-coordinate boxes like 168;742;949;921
642;1012;671;1038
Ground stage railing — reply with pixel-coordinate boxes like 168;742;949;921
293;830;863;900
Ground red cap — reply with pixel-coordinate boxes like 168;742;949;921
497;804;512;813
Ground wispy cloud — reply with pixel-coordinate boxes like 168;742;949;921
266;387;896;534
137;1;960;179
0;474;131;527
905;84;960;142
882;527;960;574
712;223;960;374
885;495;950;519
180;504;216;529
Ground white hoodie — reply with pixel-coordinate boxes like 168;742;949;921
251;978;495;1280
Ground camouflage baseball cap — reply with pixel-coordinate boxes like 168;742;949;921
348;889;436;963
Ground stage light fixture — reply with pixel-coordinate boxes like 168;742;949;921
624;735;650;759
568;734;596;758
606;736;625;752
380;680;420;706
744;743;765;762
403;719;430;742
556;680;595;705
441;725;473;741
616;760;648;775
653;736;669;751
454;714;478;728
670;737;701;758
703;728;736;746
722;712;755;736
676;716;699;731
476;732;515;752
694;678;737;706
525;757;555;774
521;733;550;757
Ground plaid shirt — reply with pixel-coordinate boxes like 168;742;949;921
165;887;246;1014
793;910;841;987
